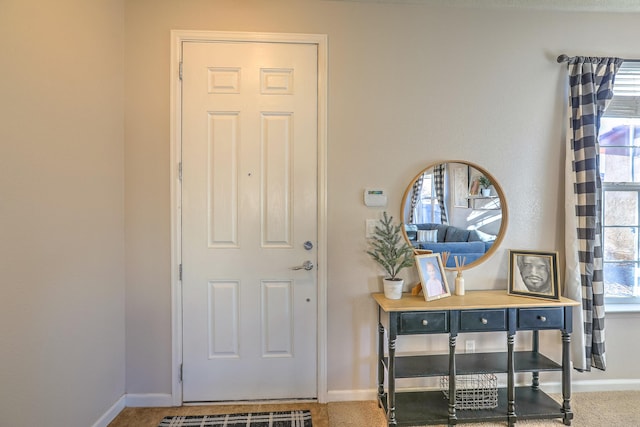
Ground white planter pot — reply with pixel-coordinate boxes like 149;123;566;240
383;279;404;300
481;188;491;197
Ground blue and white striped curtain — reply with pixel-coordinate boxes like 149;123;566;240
563;56;622;371
433;164;448;225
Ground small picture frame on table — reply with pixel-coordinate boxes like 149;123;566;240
508;250;560;300
416;253;451;301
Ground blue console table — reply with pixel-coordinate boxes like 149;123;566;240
373;291;579;426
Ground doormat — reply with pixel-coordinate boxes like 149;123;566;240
158;410;312;427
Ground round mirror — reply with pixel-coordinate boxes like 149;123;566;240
401;161;508;270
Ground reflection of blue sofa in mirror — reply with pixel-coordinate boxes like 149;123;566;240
406;223;494;268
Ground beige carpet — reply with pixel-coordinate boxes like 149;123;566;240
108;391;640;426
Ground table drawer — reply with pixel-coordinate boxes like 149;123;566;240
399;312;448;334
460;309;507;332
518;307;564;329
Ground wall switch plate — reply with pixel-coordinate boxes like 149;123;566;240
366;219;377;238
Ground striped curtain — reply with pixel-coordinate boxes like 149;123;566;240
563;56;622;372
409;174;423;224
433;164;448;225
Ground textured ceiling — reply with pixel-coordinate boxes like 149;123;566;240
329;0;640;12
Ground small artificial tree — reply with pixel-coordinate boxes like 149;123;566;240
367;212;415;280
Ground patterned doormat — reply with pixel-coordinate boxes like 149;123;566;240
158;410;312;427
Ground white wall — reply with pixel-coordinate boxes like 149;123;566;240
123;0;640;397
0;1;126;425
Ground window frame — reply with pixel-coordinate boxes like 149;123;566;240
601;60;640;307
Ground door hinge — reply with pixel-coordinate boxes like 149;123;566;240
179;263;182;281
179;62;183;80
178;162;182;181
179;363;183;382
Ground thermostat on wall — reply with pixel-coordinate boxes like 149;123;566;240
364;188;387;207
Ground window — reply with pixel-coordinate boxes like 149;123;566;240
600;61;640;304
412;173;442;225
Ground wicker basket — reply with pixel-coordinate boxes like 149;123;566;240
440;373;498;410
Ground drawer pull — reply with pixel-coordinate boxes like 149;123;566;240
481;318;488;325
422;319;429;326
539;316;547;322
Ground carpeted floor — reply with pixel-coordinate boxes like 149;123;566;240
108;391;640;427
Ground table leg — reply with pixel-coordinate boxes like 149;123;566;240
507;333;517;426
388;314;397;426
562;331;573;426
531;330;540;390
377;309;385;408
448;335;457;425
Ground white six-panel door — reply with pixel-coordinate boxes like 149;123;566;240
181;40;318;401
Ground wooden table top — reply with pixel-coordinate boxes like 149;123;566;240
372;290;579;312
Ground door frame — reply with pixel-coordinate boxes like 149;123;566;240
169;30;328;405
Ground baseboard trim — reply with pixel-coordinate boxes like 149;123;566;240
327;389;378;401
571;379;640;393
91;395;126;427
126;393;174;407
327;379;640;402
516;379;640;394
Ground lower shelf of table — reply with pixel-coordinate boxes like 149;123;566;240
379;387;571;426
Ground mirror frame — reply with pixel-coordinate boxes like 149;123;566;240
400;160;509;271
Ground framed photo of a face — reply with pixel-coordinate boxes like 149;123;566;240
416;253;451;301
508;250;559;300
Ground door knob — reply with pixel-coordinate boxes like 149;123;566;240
291;260;314;271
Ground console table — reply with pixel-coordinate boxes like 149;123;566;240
373;291;579;426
